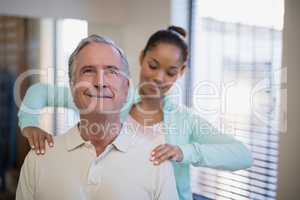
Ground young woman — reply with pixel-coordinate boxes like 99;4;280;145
18;26;253;200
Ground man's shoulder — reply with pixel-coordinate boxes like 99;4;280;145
48;127;77;153
52;128;76;148
25;127;77;164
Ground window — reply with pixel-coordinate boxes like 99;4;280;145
55;19;87;134
38;19;87;135
189;0;285;199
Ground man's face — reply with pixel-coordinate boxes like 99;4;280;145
71;42;129;115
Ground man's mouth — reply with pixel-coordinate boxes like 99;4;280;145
85;93;113;99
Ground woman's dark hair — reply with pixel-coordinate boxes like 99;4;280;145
142;26;188;63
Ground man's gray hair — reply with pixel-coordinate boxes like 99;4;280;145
68;34;130;83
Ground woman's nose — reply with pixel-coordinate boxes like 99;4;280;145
153;70;165;84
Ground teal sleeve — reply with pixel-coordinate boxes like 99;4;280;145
178;114;253;171
18;83;77;130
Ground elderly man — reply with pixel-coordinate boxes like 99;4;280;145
16;35;178;200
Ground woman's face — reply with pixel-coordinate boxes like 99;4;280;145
139;43;186;97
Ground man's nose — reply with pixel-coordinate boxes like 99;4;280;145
94;69;108;88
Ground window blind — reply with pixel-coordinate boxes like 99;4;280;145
188;1;284;199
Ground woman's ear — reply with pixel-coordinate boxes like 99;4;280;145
179;64;187;77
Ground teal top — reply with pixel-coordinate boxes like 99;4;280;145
18;83;253;200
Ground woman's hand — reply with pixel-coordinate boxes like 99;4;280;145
22;127;54;155
150;144;183;165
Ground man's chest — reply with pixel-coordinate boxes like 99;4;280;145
35;150;156;200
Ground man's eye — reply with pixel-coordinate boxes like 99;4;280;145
83;69;94;74
107;69;119;75
149;64;158;69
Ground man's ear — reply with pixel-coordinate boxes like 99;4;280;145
121;79;131;106
139;51;145;66
124;79;130;98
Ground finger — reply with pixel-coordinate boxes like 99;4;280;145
154;151;175;165
33;133;41;155
151;144;168;156
45;134;54;148
151;146;170;160
154;148;174;161
26;133;35;149
39;134;46;154
22;129;30;138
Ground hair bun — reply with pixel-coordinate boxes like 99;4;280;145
168;26;186;38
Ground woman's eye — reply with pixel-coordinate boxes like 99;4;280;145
167;70;178;77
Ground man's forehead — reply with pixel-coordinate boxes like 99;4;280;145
75;43;123;67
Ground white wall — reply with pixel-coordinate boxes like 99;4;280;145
0;0;126;24
277;0;300;199
121;0;171;84
88;23;124;48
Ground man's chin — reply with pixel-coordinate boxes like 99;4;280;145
90;106;120;115
76;105;117;115
79;109;111;115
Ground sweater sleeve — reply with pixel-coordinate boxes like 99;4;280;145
178;113;253;171
18;83;77;131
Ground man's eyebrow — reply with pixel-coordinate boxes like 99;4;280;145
80;65;95;70
80;65;120;71
104;65;120;70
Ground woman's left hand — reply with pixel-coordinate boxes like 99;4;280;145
150;144;183;165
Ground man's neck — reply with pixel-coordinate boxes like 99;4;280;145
79;113;122;156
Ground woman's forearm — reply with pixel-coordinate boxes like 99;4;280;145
18;83;77;130
179;115;253;170
179;140;253;170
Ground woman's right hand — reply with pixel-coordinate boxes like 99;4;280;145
22;127;54;155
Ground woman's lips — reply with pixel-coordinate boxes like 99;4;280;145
146;84;169;92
